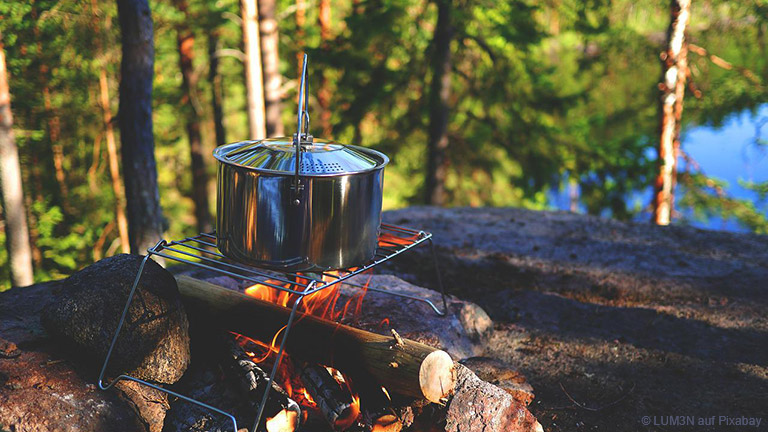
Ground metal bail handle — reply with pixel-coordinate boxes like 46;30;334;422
293;54;311;205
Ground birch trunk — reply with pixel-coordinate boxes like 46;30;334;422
317;0;332;137
258;0;284;137
0;34;34;287
242;0;267;139
653;0;691;225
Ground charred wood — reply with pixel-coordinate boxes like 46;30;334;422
301;364;358;431
223;335;301;432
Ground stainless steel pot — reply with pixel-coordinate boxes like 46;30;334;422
213;55;389;271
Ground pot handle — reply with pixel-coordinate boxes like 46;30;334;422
292;54;311;205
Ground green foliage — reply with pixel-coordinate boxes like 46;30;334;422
0;0;766;290
679;173;768;233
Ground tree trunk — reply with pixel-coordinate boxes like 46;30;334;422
30;5;72;216
317;0;332;137
653;0;691;226
425;0;452;206
242;0;267;139
174;0;212;233
259;0;283;137
99;70;131;254
208;32;226;147
42;87;72;215
295;0;305;79
116;0;165;254
0;34;34;287
92;0;130;254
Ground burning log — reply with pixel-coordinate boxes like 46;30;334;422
301;364;360;431
175;276;457;404
223;335;301;432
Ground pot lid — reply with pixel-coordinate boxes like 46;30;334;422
213;137;389;176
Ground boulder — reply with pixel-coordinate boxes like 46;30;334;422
42;254;190;384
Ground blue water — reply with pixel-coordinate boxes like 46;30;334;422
679;105;768;231
551;105;768;232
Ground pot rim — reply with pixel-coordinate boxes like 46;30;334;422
213;141;389;177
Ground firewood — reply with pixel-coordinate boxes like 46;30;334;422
175;275;457;404
301;364;359;431
222;335;301;432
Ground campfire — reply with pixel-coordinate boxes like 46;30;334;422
233;269;374;430
166;226;458;432
0;54;541;432
226;231;439;432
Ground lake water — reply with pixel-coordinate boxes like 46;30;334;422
551;104;768;232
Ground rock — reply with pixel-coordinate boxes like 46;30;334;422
460;357;534;406
42;254;190;384
115;380;170;432
338;274;493;360
0;281;150;432
446;364;542;432
0;337;20;359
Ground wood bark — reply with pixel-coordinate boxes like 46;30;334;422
98;69;130;254
208;32;227;146
301;364;357;431
259;0;284;137
653;0;691;226
116;0;165;254
174;0;212;233
425;0;452;206
92;0;131;254
0;33;34;288
317;0;332;137
175;276;457;403
242;0;267;139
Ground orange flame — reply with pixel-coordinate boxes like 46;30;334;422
237;229;415;425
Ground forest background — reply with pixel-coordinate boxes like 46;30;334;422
0;0;766;289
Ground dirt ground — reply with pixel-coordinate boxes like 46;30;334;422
382;206;768;432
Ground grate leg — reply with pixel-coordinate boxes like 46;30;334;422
251;289;308;432
428;237;449;315
97;246;239;432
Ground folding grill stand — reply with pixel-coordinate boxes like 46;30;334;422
97;223;447;432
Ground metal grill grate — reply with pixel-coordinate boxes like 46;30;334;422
98;223;446;432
